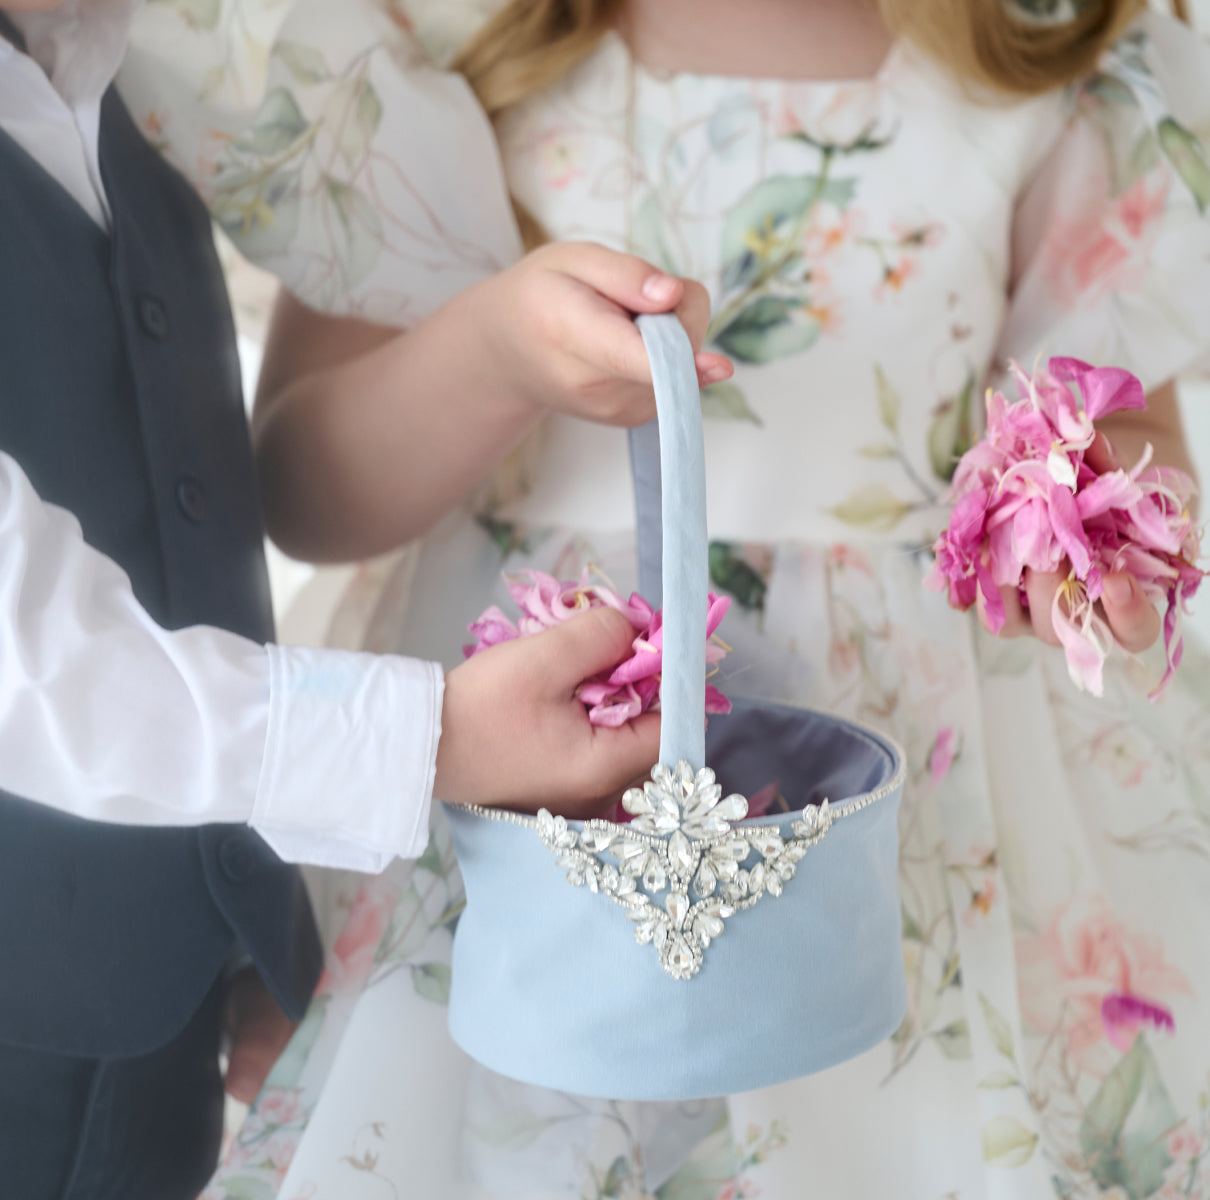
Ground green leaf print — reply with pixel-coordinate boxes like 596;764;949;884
1080;1036;1178;1199
927;371;976;483
415;834;445;875
275;40;334;85
476;515;539;560
713;296;820;364
265;993;329;1089
1158;117;1210;214
215;171;302;261
410;961;452;1005
718;174;855;292
982;1115;1038;1168
708;543;767;612
978;1069;1021;1090
323;178;384;288
220;1178;276;1200
701;381;763;425
826;483;913;532
238;88;312;158
979;990;1016;1061
149;0;221;32
857;442;898;459
932;1018;973;1060
874;365;900;434
339;78;385;168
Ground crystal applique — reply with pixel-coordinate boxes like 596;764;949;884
533;760;833;980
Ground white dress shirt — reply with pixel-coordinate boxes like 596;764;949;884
0;0;442;872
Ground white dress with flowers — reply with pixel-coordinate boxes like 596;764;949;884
118;5;1210;1198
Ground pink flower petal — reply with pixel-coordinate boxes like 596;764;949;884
1101;992;1175;1052
1047;480;1093;579
1076;469;1142;521
746;781;782;818
1050;358;1147;422
1051;582;1110;696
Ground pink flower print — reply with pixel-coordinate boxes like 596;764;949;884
928;726;958;786
802;203;865;259
257;1086;303;1128
535;128;586;189
828;544;875;575
1166;1125;1204;1164
964;875;997;927
891;219;945;249
717;1183;761;1200
1017;895;1191;1069
776;83;886;148
827;631;861;679
315;886;391;992
1101;992;1176;1052
805;303;842;337
1088;725;1150;787
876;255;917;300
1044;171;1170;305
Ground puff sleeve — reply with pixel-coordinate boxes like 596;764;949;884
995;11;1210;389
118;0;522;326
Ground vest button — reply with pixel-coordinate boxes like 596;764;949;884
176;476;208;523
137;295;170;341
219;835;257;884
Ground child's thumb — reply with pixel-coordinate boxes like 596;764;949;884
537;607;640;687
546;241;684;313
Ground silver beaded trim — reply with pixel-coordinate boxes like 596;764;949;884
468;757;895;980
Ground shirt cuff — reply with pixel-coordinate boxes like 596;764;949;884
251;644;444;872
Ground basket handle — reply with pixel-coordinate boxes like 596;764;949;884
628;313;709;771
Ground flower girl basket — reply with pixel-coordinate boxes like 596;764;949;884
443;313;907;1101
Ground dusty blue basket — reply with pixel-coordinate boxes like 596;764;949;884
444;314;906;1101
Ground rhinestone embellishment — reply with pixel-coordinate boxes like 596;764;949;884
535;761;832;980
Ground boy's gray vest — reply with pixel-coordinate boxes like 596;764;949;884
0;87;322;1056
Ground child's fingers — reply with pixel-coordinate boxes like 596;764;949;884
1084;431;1120;475
532;607;640;689
1024;569;1064;646
588;712;662;798
1101;572;1161;653
696;352;734;386
676;279;712;351
543;241;685;314
979;583;1029;637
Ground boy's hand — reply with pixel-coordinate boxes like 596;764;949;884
223;966;298;1105
435;608;661;819
475;241;733;428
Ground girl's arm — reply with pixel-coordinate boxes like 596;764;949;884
253;243;730;562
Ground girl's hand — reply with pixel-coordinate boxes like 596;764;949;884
435;607;660;820
474;241;733;428
976;433;1162;653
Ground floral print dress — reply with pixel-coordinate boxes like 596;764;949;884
118;4;1210;1198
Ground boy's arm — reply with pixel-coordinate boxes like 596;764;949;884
0;452;658;866
0;449;440;872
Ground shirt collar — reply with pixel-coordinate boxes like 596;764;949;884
6;0;140;109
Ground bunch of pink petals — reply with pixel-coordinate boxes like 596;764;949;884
465;569;732;726
927;357;1204;699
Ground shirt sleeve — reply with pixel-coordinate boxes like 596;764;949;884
0;449;442;872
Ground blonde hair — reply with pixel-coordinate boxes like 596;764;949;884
455;0;1180;125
